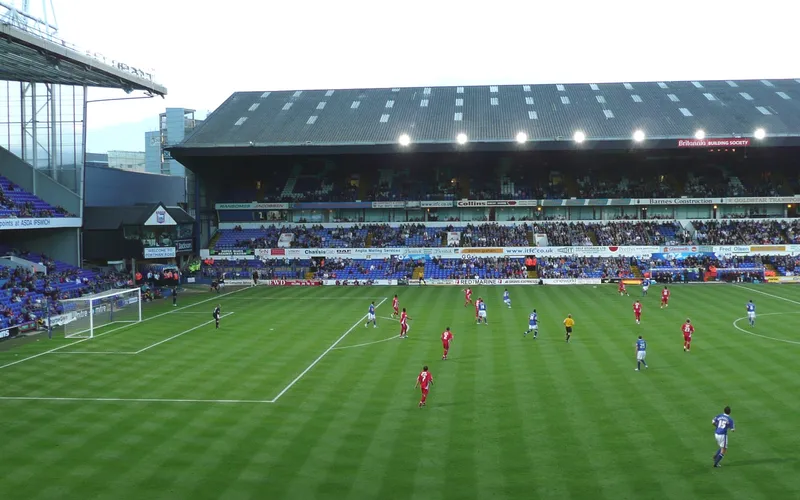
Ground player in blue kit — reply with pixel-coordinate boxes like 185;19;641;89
524;310;538;338
642;278;650;296
477;299;487;324
364;301;377;328
712;406;735;467
746;300;756;327
634;336;648;371
503;289;512;308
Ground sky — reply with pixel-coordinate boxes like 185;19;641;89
34;0;800;152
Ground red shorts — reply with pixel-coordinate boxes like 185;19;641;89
684;335;691;343
401;324;408;333
635;312;641;320
442;341;450;349
466;296;472;301
662;298;669;303
421;388;429;395
393;307;399;314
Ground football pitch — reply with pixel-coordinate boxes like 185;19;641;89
1;283;799;500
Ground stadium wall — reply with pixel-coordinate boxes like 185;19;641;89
1;228;80;267
84;165;186;207
0;147;82;216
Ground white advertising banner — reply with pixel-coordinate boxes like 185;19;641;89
143;247;177;259
0;217;81;231
224;245;800;262
322;279;398;286
215;202;290;210
425;278;602;286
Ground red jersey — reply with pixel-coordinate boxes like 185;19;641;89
633;303;642;314
682;323;694;338
392;297;399;309
465;288;472;299
662;289;671;299
619;282;626;290
400;311;408;326
417;370;433;391
475;300;481;313
441;330;453;343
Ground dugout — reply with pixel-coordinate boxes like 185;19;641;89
82;202;195;269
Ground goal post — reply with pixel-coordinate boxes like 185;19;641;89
59;288;142;339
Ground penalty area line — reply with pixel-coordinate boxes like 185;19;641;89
332;335;399;350
732;284;800;306
0;286;252;371
134;312;235;354
270;297;388;403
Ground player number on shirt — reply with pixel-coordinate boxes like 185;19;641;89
717;420;727;429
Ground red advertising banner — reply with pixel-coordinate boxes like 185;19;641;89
677;138;751;148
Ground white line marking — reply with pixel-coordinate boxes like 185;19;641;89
378;316;399;322
227;297;381;301
0;286;252;371
51;351;136;355
732;284;800;306
332;335;399;350
0;396;273;404
732;312;800;345
135;312;234;354
270;297;388;402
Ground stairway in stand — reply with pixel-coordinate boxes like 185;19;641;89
207;230;221;249
365;231;374;248
413;265;425;280
527;269;538;279
587;227;600;245
630;264;643;278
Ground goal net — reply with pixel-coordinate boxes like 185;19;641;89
60;288;142;339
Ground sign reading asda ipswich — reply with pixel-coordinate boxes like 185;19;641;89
0;217;82;230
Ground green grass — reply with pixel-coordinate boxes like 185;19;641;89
1;283;799;500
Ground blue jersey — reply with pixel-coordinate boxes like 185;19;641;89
643;279;650;287
478;302;486;311
503;291;510;300
636;339;647;351
369;304;375;315
746;302;755;313
529;312;538;326
713;414;735;435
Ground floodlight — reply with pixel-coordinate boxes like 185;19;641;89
573;131;586;143
398;133;411;146
694;129;705;140
754;128;766;140
633;130;645;142
515;132;528;144
456;133;468;145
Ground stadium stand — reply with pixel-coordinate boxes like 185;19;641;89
0;175;72;218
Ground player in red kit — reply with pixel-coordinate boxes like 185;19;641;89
441;327;453;360
682;318;694;352
392;294;399;318
464;288;473;306
618;281;629;296
415;365;434;407
633;300;642;324
661;286;671;308
399;308;411;339
474;298;481;324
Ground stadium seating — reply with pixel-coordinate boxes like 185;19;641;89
0;175;72;218
693;220;789;245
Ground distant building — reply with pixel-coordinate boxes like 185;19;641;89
108;150;146;172
145;108;202;177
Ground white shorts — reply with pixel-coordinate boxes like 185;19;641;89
368;313;375;321
478;310;487;318
748;312;755;320
504;299;511;304
636;351;646;361
528;324;538;330
642;285;649;292
715;434;729;448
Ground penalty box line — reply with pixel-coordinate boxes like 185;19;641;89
52;312;236;355
0;287;252;371
270;297;388;403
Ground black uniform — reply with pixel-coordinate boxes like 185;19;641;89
172;286;178;306
213;306;221;329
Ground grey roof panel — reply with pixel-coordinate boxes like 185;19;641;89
181;79;800;147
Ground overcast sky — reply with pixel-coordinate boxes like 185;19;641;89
42;0;800;151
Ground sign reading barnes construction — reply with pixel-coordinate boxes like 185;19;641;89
215;202;290;210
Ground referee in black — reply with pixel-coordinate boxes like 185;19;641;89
172;285;178;307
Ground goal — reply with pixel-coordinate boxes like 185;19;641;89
60;288;142;339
